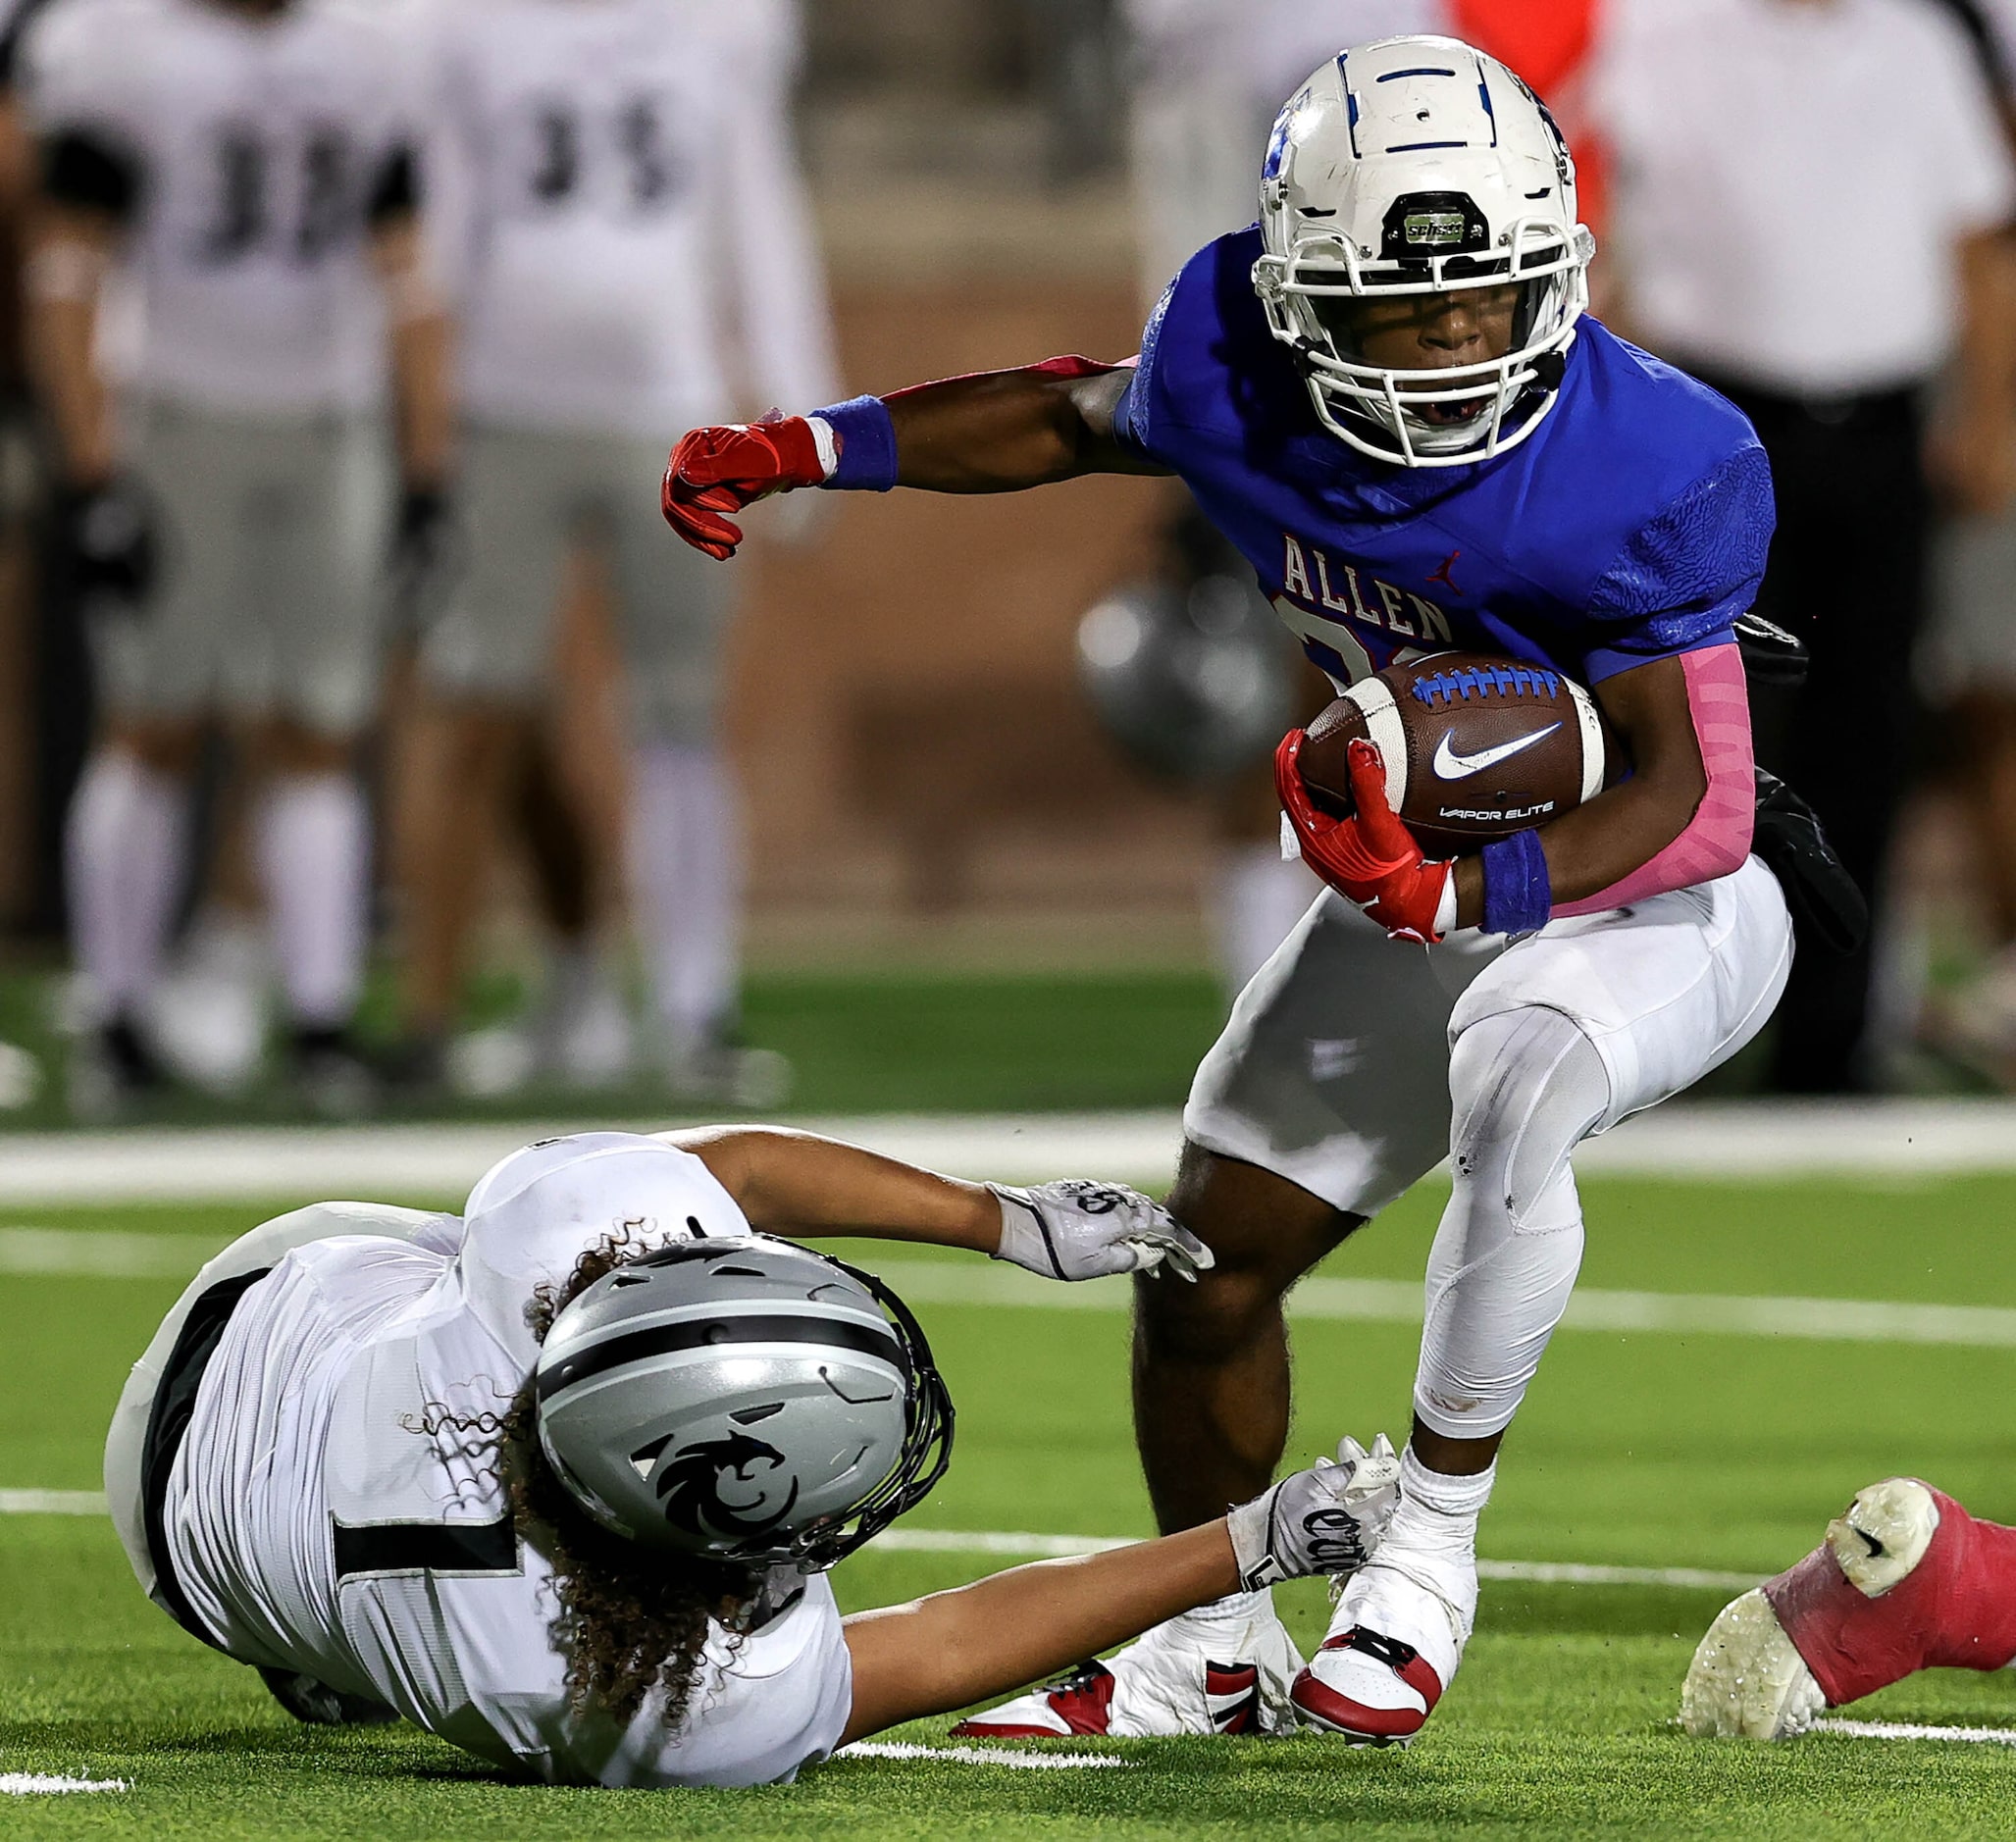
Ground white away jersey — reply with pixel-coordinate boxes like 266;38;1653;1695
422;0;840;438
18;0;416;414
157;1135;854;1789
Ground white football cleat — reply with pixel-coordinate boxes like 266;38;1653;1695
1291;1551;1473;1744
1680;1587;1827;1740
952;1599;1306;1739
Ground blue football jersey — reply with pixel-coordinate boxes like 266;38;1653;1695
1113;229;1774;692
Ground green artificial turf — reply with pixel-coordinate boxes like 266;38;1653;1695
0;966;1230;1129
6;1175;2016;1836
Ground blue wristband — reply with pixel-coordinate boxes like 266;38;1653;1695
1480;830;1552;938
812;394;899;492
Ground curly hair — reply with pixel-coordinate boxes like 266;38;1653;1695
442;1234;761;1730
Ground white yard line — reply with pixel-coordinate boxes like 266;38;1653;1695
0;1490;106;1516
1813;1718;2016;1746
0;1774;128;1794
873;1528;1762;1590
0;1494;1768;1590
838;1742;1130;1769
13;1229;2016;1350
0;1097;2013;1205
0;1229;231;1279
774;1260;2016;1352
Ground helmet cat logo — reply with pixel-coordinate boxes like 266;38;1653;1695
640;1431;802;1540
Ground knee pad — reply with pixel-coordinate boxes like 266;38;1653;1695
1446;1006;1610;1229
1415;1008;1612;1438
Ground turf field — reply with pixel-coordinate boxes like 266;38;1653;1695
0;968;1234;1129
6;1168;2016;1837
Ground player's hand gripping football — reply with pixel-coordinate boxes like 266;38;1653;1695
1275;731;1454;944
987;1179;1214;1283
1227;1434;1403;1591
661;416;828;560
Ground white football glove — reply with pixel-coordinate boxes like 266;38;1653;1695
986;1179;1214;1282
1225;1434;1402;1592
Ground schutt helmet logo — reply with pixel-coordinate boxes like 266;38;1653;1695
637;1430;802;1540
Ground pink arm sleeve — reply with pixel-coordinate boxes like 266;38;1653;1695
1552;642;1755;917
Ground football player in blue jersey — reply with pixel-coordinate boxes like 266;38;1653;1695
661;36;1808;1746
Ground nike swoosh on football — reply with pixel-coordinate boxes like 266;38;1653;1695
1432;722;1563;781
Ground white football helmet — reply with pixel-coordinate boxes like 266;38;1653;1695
1252;36;1596;468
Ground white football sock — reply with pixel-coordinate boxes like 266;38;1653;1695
630;742;742;1052
64;749;189;1018
1341;1450;1494;1661
253;773;369;1030
539;939;633;1083
1212;843;1318;1000
1395;1448;1497;1529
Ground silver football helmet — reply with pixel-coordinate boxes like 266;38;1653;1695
1077;573;1298;785
534;1235;953;1570
1252;35;1596;467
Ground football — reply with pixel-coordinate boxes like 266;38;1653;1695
1297;652;1614;857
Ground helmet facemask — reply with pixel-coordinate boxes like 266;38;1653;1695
1255;213;1593;467
1252;37;1598;469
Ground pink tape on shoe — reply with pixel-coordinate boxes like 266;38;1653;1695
1765;1489;2016;1707
1553;642;1755;917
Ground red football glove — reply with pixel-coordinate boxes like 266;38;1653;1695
1274;732;1454;944
661;417;828;560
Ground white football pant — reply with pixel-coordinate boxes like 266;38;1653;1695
1185;857;1793;1436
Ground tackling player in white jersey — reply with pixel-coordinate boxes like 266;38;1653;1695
107;1127;1401;1785
397;0;838;1099
18;0;452;1116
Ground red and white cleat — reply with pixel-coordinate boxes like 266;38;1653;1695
951;1601;1305;1739
1290;1560;1472;1744
1681;1477;2016;1739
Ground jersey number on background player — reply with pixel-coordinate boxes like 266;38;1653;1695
524;97;684;212
196;128;364;267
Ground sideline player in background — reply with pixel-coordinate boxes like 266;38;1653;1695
17;0;453;1115
106;1121;1405;1783
398;0;837;1101
1590;0;2016;1092
664;38;1803;1743
1915;0;2016;1086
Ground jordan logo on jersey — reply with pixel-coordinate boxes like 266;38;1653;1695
1279;535;1456;643
1426;549;1464;594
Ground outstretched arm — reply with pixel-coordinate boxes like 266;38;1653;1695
664;1125;1000;1253
660;1126;1208;1281
841;1523;1237;1742
882;363;1168;491
661;361;1168;557
840;1434;1399;1741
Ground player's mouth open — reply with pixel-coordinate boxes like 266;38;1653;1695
1407;396;1489;427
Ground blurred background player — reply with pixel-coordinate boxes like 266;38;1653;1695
17;0;451;1115
1589;0;2016;1093
1114;0;1428;998
1915;0;2016;1087
400;0;837;1101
